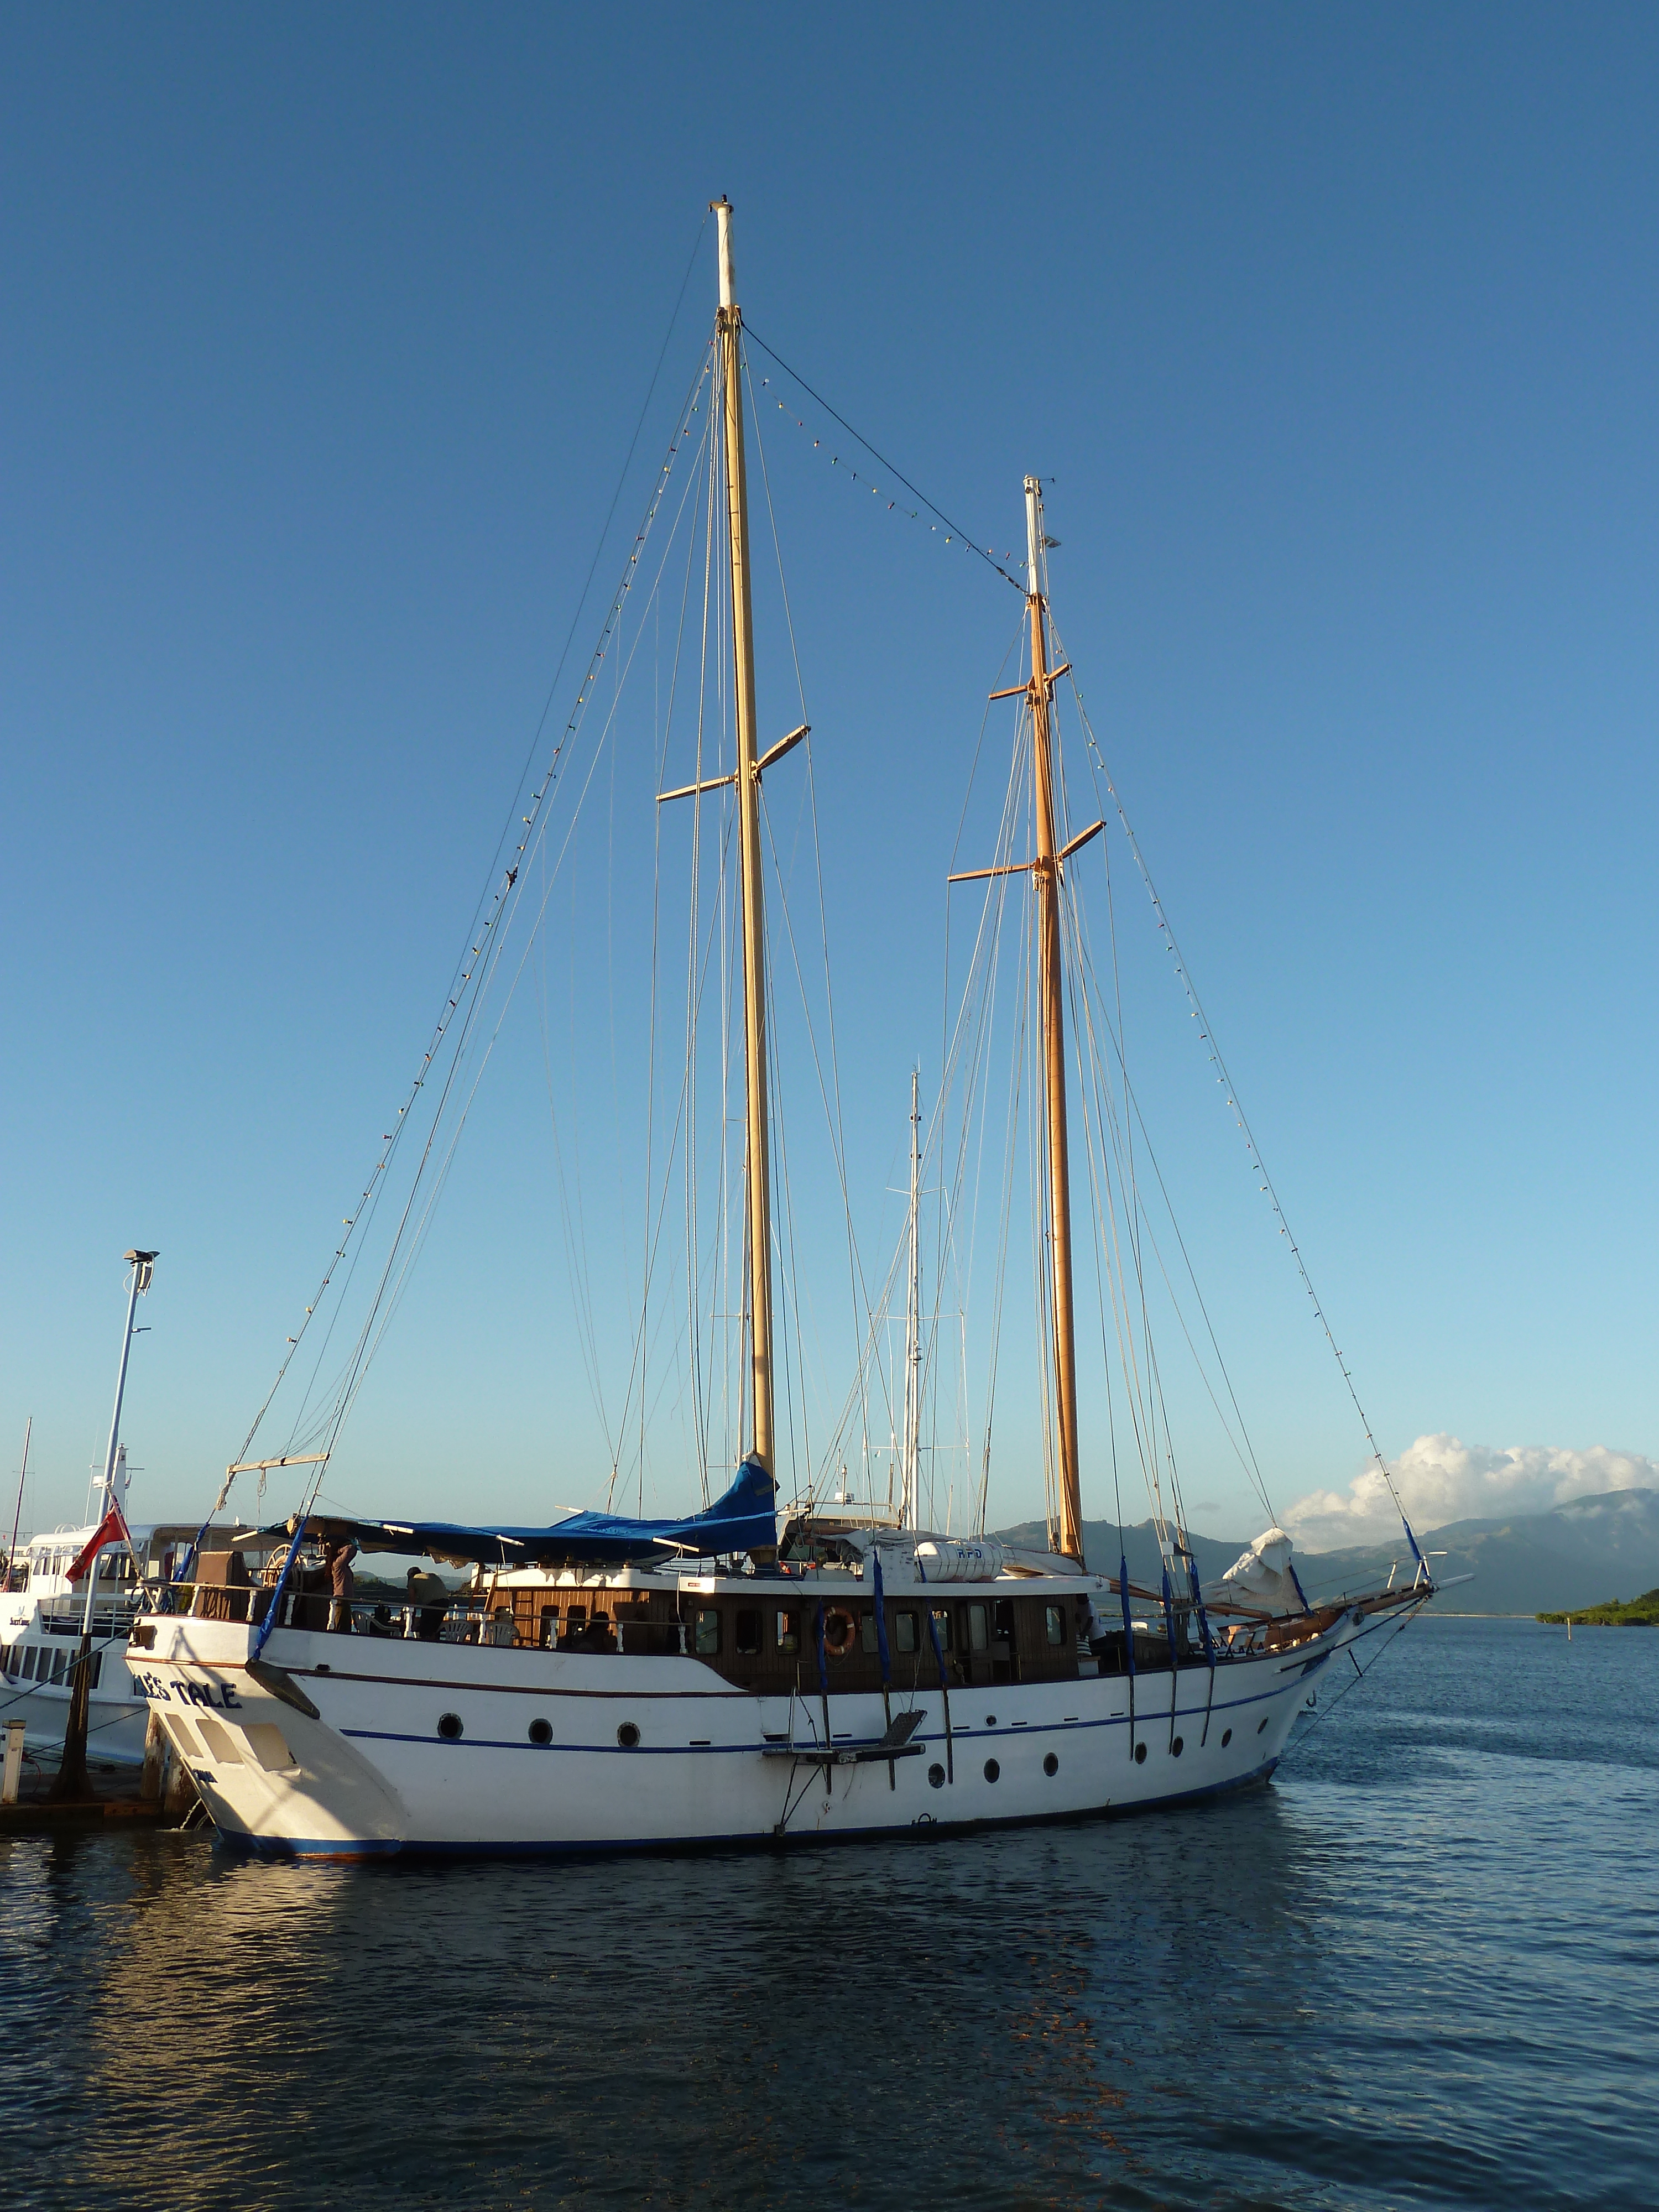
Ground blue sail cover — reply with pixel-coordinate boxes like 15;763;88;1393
325;1458;777;1567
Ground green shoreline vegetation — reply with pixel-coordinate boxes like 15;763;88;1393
1537;1588;1659;1626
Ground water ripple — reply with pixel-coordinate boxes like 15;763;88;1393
1;1617;1652;2209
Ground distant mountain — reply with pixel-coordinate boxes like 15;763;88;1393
995;1515;1249;1593
1292;1488;1659;1615
994;1489;1659;1615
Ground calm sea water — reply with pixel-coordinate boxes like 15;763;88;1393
2;1615;1653;2210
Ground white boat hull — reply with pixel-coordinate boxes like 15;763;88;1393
125;1611;1357;1859
1;1677;150;1766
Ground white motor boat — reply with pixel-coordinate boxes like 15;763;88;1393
1;1517;262;1766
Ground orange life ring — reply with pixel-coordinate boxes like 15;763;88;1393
822;1604;858;1660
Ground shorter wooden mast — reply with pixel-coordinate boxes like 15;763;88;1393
947;484;1087;1559
1025;480;1084;1564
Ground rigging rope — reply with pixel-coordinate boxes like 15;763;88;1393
744;350;876;1450
1058;649;1418;1545
743;329;1027;593
221;326;719;1531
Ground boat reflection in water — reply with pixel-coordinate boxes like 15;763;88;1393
75;1789;1315;2203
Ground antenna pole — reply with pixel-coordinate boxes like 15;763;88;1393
902;1068;921;1528
1025;477;1084;1564
713;199;774;1474
4;1417;28;1592
54;1249;156;1801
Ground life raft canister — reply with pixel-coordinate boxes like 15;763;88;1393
822;1604;858;1659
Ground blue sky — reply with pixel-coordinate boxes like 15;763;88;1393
4;5;1657;1543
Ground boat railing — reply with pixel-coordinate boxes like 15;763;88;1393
176;1585;686;1655
25;1604;140;1639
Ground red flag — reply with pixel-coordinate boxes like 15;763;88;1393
67;1504;131;1585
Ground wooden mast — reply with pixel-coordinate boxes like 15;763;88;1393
714;198;774;1474
1025;477;1084;1564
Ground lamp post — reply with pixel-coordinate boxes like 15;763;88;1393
51;1249;156;1801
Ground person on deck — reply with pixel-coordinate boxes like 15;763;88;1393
406;1567;450;1641
325;1540;358;1632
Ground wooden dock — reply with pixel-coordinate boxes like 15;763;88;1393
0;1737;202;1837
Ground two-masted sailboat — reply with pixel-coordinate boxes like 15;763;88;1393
127;204;1436;1858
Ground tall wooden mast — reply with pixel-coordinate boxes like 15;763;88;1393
1025;477;1083;1563
714;199;775;1473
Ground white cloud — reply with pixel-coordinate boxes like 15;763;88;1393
1282;1434;1659;1550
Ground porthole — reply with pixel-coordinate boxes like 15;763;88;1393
984;1714;997;1728
928;1761;946;1788
1258;1715;1269;1734
984;1758;1000;1783
1042;1752;1058;1777
1171;1735;1184;1757
617;1721;641;1750
1134;1740;1147;1765
1221;1728;1233;1748
528;1718;552;1746
437;1712;463;1740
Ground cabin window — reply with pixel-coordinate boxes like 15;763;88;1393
774;1609;799;1655
693;1608;721;1657
930;1608;953;1652
88;1653;102;1689
51;1650;69;1685
735;1608;763;1657
895;1609;919;1655
19;1647;35;1679
860;1609;879;1655
966;1603;989;1653
1045;1604;1065;1647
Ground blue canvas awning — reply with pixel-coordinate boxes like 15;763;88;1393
304;1457;778;1567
